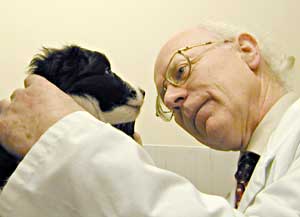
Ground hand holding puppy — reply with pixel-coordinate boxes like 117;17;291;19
0;75;84;157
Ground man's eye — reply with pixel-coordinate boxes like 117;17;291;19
174;66;187;80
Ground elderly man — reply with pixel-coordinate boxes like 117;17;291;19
0;24;299;217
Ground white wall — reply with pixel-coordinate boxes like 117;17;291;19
1;0;300;146
144;144;239;196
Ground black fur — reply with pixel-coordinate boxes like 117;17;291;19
0;45;143;188
30;46;137;111
0;146;19;187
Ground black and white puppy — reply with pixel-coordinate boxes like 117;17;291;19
0;45;145;187
30;45;145;132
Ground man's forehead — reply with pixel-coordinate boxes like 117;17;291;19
154;27;221;82
165;28;221;52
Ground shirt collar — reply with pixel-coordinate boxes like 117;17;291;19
246;92;299;155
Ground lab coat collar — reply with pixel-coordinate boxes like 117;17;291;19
237;93;299;212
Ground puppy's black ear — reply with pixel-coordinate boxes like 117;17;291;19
29;45;90;92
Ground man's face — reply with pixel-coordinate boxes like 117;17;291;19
154;28;260;151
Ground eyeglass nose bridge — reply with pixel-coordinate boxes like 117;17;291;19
163;84;187;111
157;40;232;121
155;94;174;121
156;78;188;122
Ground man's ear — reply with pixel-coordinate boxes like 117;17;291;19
236;33;261;71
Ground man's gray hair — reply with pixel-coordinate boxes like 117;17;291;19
198;21;295;81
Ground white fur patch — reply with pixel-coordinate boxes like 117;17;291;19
71;86;144;124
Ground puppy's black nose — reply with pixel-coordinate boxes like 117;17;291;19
139;88;145;97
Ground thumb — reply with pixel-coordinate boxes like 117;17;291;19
0;99;10;114
133;132;143;146
24;74;47;88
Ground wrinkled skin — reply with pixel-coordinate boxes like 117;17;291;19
154;27;285;151
0;75;84;156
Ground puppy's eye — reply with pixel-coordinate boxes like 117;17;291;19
104;67;111;75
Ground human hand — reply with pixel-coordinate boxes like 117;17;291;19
133;132;143;145
0;74;84;157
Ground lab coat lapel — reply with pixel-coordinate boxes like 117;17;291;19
237;97;300;212
236;97;300;211
237;116;290;211
237;153;274;212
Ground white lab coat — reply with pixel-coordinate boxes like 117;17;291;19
0;99;300;217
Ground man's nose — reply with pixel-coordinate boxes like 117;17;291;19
163;85;187;110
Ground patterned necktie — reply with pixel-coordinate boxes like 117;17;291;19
234;151;260;208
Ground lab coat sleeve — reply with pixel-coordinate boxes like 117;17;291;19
0;111;243;217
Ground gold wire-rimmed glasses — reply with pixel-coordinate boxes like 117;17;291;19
155;40;232;121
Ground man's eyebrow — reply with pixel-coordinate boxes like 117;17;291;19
190;54;205;64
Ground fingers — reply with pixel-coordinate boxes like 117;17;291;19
10;88;24;101
133;132;143;146
24;74;46;88
0;99;10;114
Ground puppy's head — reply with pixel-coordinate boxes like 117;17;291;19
29;45;145;136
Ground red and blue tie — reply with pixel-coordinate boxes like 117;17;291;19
234;151;260;208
